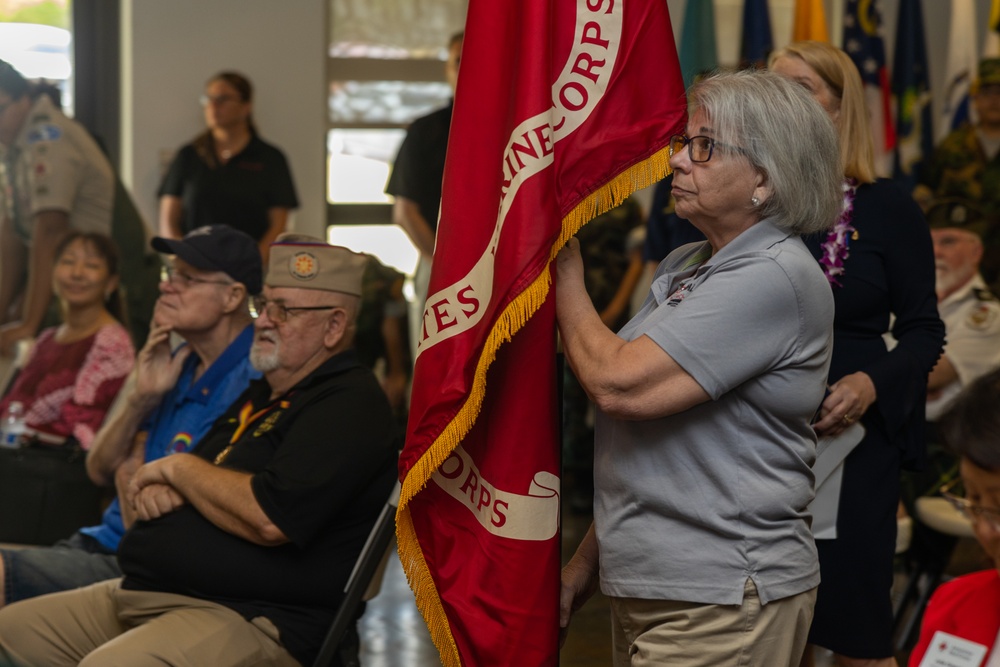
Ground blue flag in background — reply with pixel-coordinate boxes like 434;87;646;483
892;0;932;190
680;0;718;87
739;0;772;69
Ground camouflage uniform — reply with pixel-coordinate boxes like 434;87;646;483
355;257;408;372
919;59;1000;291
563;198;643;511
574;197;644;325
355;257;409;433
919;126;1000;288
920;126;1000;214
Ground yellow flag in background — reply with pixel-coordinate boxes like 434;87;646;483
793;0;829;43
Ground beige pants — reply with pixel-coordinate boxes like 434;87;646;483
0;578;300;667
610;579;817;667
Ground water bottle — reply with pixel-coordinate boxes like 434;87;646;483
0;401;26;449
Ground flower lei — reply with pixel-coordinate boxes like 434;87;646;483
819;179;858;287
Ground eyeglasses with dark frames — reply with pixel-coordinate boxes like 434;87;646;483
250;296;339;324
160;266;233;289
200;93;240;107
669;134;746;163
940;478;1000;532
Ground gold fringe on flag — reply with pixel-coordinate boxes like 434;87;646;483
396;143;673;667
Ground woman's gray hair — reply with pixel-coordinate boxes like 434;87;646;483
687;69;842;235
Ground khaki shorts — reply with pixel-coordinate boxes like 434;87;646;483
610;579;817;667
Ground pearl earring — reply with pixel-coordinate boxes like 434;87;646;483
751;196;760;207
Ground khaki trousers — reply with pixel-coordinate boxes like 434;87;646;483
610;579;817;667
0;578;300;667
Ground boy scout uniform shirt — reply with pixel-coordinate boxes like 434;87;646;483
926;274;1000;421
0;95;113;244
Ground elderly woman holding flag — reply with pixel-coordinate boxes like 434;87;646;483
557;68;841;666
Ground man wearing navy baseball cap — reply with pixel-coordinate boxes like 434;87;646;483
151;224;263;295
0;225;263;614
0;234;396;667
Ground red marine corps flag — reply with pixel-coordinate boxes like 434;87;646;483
396;1;686;665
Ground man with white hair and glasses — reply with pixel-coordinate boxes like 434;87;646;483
0;235;397;667
924;203;1000;421
0;224;261;610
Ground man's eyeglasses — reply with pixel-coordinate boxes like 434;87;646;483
941;478;1000;532
160;266;233;290
250;296;339;324
932;233;979;249
200;93;239;107
669;134;745;164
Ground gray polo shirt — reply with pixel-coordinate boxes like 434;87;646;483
595;219;833;606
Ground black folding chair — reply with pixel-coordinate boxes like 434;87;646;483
312;479;401;667
892;495;974;653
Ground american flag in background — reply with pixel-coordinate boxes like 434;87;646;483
843;0;895;177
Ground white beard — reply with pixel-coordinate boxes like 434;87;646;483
250;336;281;372
935;262;973;298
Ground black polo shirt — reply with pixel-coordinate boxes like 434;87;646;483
118;349;396;666
385;102;452;233
158;135;299;242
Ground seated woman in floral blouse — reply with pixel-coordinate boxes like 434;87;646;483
0;232;134;448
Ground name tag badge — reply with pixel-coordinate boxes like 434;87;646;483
918;631;988;667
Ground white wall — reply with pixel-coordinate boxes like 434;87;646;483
116;0;997;237
120;0;328;239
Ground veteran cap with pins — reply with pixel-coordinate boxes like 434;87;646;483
925;197;990;240
979;58;1000;88
266;234;368;296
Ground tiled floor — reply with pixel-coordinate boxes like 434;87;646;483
357;508;610;666
357;507;988;666
357;552;440;666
